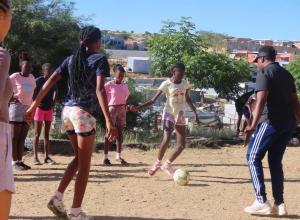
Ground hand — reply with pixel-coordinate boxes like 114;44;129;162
243;127;254;148
24;106;36;124
105;120;117;142
245;125;255;134
195;115;200;126
127;105;139;112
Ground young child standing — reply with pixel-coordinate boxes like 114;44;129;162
131;63;200;176
32;63;57;165
103;64;130;166
9;52;36;171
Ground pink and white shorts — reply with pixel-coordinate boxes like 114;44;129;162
109;105;127;129
62;106;96;134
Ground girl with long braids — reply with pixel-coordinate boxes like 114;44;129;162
25;26;117;219
0;0;14;218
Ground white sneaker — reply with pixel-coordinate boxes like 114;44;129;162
47;196;68;218
244;200;272;215
69;211;92;220
272;203;288;216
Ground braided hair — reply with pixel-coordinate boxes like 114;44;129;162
0;0;9;12
70;26;102;98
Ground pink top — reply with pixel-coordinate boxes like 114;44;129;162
10;72;36;106
105;80;130;106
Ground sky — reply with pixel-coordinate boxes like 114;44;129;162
73;0;300;40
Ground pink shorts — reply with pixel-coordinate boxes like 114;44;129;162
34;107;53;122
109;105;126;129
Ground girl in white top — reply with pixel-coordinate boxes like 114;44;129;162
131;63;200;177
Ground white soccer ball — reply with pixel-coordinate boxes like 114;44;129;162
173;168;190;186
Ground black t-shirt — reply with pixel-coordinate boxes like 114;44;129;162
33;76;58;110
255;62;296;126
235;91;254;118
55;53;110;117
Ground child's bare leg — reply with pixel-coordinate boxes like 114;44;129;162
161;125;186;176
168;125;186;162
148;120;173;176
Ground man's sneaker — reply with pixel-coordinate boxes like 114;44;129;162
34;158;42;165
103;158;112;166
47;196;68;218
69;211;91;220
116;158;129;166
244;200;272;215
19;161;31;170
148;161;161;176
14;162;25;171
272;203;288;216
44;157;56;165
161;161;175;177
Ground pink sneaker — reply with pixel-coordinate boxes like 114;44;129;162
148;161;161;176
161;161;175;177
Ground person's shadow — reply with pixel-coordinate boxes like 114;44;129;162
252;214;300;219
9;216;190;220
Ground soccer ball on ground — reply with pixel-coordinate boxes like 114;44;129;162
173;168;190;186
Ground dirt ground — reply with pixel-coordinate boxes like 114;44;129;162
9;145;300;220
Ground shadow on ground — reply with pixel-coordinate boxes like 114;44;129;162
10;216;191;220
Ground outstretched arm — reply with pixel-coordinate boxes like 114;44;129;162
185;89;200;125
132;90;162;111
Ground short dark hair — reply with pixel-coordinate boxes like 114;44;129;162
19;52;32;66
169;62;185;73
42;63;52;70
113;64;125;73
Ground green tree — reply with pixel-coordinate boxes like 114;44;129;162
125;78;145;130
4;0;87;102
146;17;251;100
198;31;231;52
287;56;300;92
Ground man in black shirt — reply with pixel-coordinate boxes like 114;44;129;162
244;46;300;216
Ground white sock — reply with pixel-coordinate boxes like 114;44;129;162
116;153;121;160
70;207;82;216
104;154;108;160
53;191;63;200
166;159;172;164
12;161;17;165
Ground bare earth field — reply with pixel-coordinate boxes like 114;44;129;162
9;145;300;220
